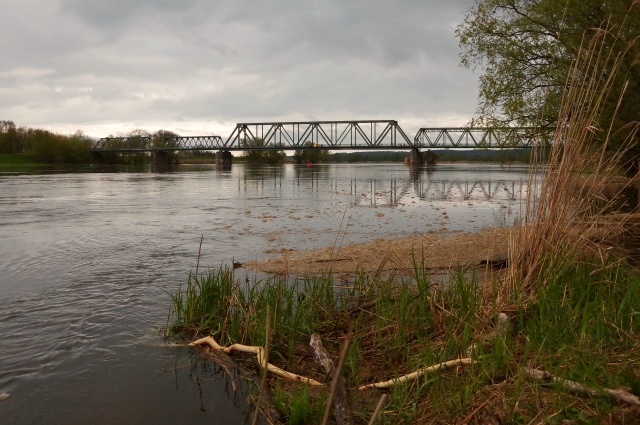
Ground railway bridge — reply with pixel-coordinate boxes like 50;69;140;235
91;120;550;167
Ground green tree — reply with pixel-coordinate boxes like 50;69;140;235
240;138;285;163
456;0;640;133
125;129;151;164
0;120;23;154
127;129;151;149
27;128;91;163
152;129;179;148
293;141;330;164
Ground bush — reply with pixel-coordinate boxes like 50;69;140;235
27;129;92;163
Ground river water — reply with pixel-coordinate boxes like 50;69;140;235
0;162;533;424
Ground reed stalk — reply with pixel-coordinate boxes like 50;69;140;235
506;17;640;304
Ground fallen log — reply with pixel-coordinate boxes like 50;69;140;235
358;358;474;390
310;334;354;425
190;335;323;386
524;367;640;406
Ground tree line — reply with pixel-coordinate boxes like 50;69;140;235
0;123;186;164
0;120;93;163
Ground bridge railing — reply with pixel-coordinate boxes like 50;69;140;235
414;127;552;149
225;120;414;149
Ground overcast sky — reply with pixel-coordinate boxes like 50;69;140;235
0;0;479;139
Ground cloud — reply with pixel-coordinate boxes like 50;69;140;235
0;0;478;137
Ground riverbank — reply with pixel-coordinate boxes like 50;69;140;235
0;153;47;168
170;246;640;425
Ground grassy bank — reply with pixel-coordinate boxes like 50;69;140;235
167;260;640;424
0;153;49;168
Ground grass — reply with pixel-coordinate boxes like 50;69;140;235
0;153;47;167
166;260;640;424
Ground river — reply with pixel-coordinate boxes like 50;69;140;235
0;162;533;424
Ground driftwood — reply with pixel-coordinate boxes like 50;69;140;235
190;336;323;386
524;367;640;406
309;334;354;425
192;337;280;423
358;358;474;390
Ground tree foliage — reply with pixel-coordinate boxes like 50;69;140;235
293;141;330;164
456;0;640;133
27;129;92;163
152;129;180;148
240;138;286;163
2;121;93;162
0;120;26;154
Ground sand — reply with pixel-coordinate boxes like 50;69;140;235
244;227;513;276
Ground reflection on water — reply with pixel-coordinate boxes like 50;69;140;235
0;163;536;424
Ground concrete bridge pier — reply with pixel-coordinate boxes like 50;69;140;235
152;151;170;168
90;151;107;165
151;150;178;172
216;150;233;169
410;148;423;166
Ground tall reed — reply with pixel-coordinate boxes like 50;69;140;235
506;15;640;304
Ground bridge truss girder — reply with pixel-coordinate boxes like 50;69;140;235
225;120;414;149
92;124;553;153
414;127;551;149
94;135;225;152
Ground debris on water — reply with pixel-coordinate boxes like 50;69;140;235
0;393;10;401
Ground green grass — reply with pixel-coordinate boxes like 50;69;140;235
0;153;46;167
167;259;640;424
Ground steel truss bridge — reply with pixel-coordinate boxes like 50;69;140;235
92;120;551;152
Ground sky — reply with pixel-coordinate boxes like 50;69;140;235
0;0;479;139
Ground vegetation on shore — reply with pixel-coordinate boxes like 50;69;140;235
0;121;93;164
0;153;48;168
167;258;640;424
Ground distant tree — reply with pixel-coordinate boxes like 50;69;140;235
0;120;23;154
293;141;330;163
26;128;91;163
423;150;437;165
127;129;151;150
329;151;407;163
240;138;285;163
152;129;179;148
124;129;151;164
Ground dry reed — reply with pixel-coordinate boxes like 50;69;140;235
505;17;640;304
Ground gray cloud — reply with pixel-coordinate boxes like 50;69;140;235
0;0;478;137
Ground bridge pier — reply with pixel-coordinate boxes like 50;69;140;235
216;150;233;169
410;148;423;165
90;151;121;165
151;151;178;171
91;151;106;165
